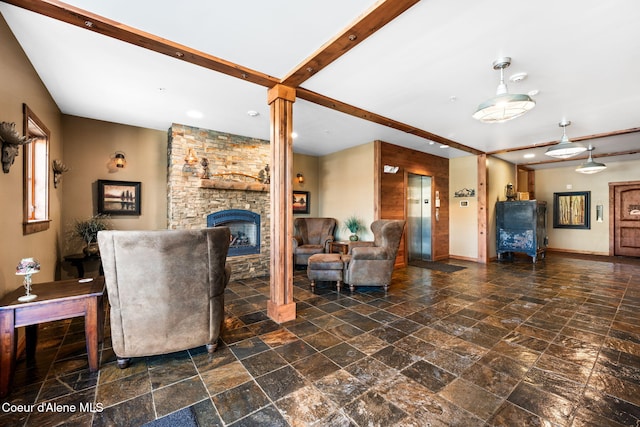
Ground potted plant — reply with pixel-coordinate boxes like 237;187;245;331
343;215;363;241
72;214;110;255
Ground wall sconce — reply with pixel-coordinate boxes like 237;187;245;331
52;159;70;188
182;148;199;176
111;151;127;169
296;173;304;184
596;204;604;223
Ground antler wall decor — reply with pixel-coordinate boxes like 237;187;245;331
0;121;35;173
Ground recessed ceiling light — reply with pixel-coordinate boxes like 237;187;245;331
524;153;535;159
186;110;203;119
440;144;449;149
528;89;539;97
247;110;259;117
291;132;298;139
428;141;435;145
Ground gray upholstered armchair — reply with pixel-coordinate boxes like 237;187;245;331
343;220;405;291
98;228;231;368
292;217;337;266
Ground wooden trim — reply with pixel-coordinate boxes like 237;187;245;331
477;154;488;264
282;0;420;87
487;127;640;155
10;0;476;156
199;180;268;192
374;141;382;220
267;86;296;323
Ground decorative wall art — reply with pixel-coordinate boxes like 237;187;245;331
553;191;590;229
98;180;141;216
293;191;310;214
454;188;475;197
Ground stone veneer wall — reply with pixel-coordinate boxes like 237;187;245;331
167;124;270;280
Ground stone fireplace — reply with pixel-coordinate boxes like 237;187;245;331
167;124;270;279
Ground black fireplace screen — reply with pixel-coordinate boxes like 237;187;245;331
207;209;260;256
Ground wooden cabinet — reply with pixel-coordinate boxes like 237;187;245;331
496;200;547;263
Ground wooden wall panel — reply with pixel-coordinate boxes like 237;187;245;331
377;141;450;265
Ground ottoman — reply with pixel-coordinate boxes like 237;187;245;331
307;253;344;291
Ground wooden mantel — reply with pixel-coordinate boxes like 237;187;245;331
199;179;269;192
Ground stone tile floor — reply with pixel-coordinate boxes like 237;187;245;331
1;253;639;426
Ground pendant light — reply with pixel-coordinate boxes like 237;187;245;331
576;145;606;174
472;57;536;123
545;120;587;159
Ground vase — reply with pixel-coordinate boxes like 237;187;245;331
349;234;359;241
83;242;100;256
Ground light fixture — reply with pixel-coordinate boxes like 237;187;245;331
113;151;126;168
472;57;536;123
52;159;70;188
182;148;199;176
576;145;607;174
545;120;587;159
296;173;304;184
16;257;40;302
184;148;198;165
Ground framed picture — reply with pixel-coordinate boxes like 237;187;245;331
553;191;590;229
98;180;141;216
293;191;310;214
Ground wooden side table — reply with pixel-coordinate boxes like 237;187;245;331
0;277;105;397
64;253;103;278
329;241;351;254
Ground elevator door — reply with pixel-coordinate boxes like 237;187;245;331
407;173;432;261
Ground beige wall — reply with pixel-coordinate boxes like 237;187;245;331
318;142;375;241
292;153;319;217
61;116;168;263
449;156;478;260
535;158;640;255
487;156;517;257
0;15;62;296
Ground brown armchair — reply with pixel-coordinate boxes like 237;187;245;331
292;217;337;266
343;220;406;291
98;228;231;368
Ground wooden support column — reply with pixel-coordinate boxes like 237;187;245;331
477;154;488;264
267;84;296;323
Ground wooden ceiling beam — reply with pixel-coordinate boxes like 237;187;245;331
488;126;640;155
517;149;640;167
297;87;482;155
281;0;420;87
2;0;280;88
7;0;475;154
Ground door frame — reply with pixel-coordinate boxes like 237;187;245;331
609;180;640;256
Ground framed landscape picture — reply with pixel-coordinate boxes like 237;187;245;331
553;191;590;229
98;180;141;216
293;191;310;214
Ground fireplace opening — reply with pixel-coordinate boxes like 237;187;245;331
207;209;260;257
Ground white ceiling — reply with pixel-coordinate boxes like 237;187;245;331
1;0;639;170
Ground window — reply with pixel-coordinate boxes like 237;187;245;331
23;104;50;234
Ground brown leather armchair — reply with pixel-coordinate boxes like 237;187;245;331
343;220;405;291
98;228;231;368
292;217;337;266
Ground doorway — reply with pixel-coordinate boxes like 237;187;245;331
407;173;432;261
611;181;640;257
